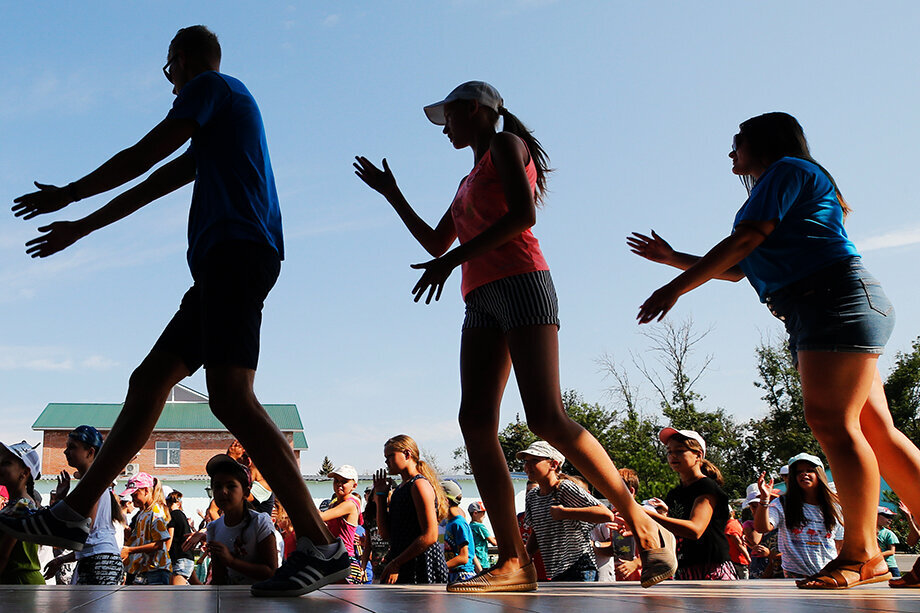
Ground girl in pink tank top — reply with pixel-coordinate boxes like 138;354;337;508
355;81;676;591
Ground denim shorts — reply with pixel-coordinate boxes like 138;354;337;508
764;257;895;364
171;557;195;579
462;270;560;332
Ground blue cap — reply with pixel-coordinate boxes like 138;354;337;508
69;425;104;450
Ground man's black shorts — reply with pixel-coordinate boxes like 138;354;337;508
152;240;281;372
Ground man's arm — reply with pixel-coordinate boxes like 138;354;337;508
13;117;197;220
26;152;196;258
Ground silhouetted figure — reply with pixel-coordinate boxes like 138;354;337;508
4;25;349;597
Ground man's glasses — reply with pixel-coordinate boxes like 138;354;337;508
163;57;174;83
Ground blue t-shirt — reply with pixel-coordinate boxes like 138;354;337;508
732;157;858;301
166;71;284;273
444;514;476;574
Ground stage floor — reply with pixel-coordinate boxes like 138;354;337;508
3;580;919;612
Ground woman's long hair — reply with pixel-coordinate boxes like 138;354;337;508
738;112;850;217
385;434;448;521
783;461;841;533
677;435;724;486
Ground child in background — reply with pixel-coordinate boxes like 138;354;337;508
166;491;195;585
520;441;612;581
653;428;734;580
593;468;641;582
877;507;901;578
203;454;278;585
320;465;364;583
441;480;476;582
120;473;172;584
468;501;496;572
725;506;751;579
0;441;44;584
374;434;448;584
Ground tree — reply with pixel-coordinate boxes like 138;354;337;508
884;336;920;447
319;455;334;476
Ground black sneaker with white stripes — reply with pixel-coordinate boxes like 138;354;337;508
250;538;350;597
0;504;91;551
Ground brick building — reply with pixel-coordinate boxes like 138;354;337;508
33;384;308;478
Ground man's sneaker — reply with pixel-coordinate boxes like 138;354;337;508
251;538;350;597
0;504;91;551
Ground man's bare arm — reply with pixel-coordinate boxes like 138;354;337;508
25;152;196;258
13;117;198;219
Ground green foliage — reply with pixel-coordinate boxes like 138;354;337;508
498;414;538;473
319;455;334;476
885;337;920;447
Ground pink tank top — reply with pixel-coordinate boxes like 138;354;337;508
450;143;549;298
325;495;361;556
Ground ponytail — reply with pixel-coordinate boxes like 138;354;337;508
417;459;449;522
700;459;724;486
497;106;551;204
151;478;171;522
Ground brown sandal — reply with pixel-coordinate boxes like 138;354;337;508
890;558;920;588
639;526;677;588
796;554;891;590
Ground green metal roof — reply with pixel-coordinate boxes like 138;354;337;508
33;403;308;450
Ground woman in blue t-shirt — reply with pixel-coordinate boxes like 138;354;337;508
629;112;920;590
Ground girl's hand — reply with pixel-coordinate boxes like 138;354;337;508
182;531;207;552
756;471;774;500
353;156;398;198
372;468;389;495
752;544;769;557
379;560;400;584
206;541;233;565
637;283;681;324
899;501;912;517
54;470;71;500
627;231;676;265
410;257;455;304
120;546;131;562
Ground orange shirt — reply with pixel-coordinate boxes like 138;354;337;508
450;144;549;298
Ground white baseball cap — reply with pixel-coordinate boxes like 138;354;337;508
0;440;41;479
423;81;503;125
658;428;707;457
516;440;565;465
787;453;823;470
330;465;358;483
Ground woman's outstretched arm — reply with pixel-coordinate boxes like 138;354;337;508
628;230;745;281
354;156;457;257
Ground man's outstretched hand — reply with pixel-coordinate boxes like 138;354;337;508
26;221;86;258
13;182;73;220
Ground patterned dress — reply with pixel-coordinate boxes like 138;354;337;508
385;475;448;584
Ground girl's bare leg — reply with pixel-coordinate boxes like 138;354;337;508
798;351;882;562
458;327;528;573
506;324;663;551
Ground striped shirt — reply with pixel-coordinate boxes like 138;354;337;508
525;480;599;579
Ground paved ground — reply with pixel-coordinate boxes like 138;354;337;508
4;580;920;612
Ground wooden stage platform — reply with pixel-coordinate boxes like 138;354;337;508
3;580;919;612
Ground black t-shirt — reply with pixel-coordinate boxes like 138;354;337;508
664;476;730;568
167;509;195;561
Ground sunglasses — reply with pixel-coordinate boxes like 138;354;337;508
163;56;175;83
732;134;743;153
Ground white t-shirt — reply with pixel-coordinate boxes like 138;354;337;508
78;490;120;559
768;499;844;577
206;510;275;585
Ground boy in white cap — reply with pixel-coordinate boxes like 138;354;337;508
468;501;496;572
518;441;612;581
877;506;900;578
0;441;44;584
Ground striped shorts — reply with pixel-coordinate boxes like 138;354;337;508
462;270;560;332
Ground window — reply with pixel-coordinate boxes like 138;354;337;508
155;441;181;467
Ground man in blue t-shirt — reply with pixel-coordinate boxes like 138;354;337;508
5;26;348;597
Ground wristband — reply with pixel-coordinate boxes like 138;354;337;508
375;491;387;496
759;498;770;505
66;182;82;203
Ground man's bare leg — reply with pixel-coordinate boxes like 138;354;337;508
65;351;189;515
205;365;333;545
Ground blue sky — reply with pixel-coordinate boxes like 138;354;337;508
2;2;919;476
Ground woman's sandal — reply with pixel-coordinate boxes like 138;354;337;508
890;558;920;588
446;561;538;593
796;553;891;590
639;526;677;588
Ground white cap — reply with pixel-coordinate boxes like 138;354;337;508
779;465;789;476
423;81;503;125
0;441;41;479
516;440;565;465
658;427;706;457
330;465;358;482
787;453;823;470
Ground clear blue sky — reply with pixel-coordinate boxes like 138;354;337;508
2;2;919;475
